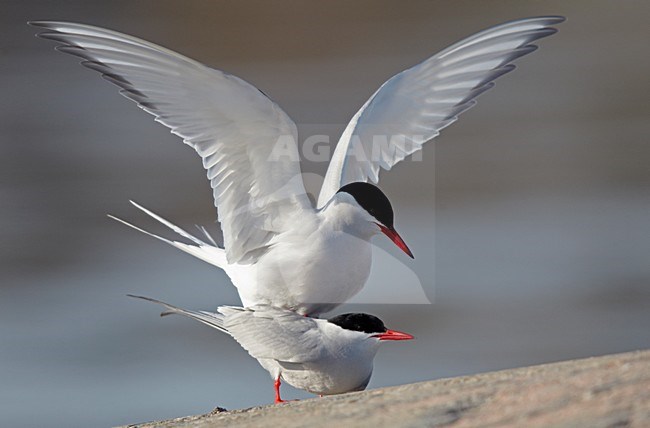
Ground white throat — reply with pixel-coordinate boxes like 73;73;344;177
319;193;380;240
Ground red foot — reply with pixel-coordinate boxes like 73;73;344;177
274;377;286;403
274;377;300;403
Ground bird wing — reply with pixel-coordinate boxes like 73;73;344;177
317;16;564;207
31;21;311;264
219;306;327;363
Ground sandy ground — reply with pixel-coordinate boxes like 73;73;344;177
124;349;650;427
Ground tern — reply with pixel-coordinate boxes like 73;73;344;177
31;16;564;315
129;295;413;402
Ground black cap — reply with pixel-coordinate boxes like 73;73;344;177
337;182;394;227
327;313;387;334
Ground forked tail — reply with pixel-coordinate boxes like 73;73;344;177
128;294;230;335
108;201;228;269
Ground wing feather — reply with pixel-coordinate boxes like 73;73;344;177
32;21;311;263
220;306;326;363
317;16;564;207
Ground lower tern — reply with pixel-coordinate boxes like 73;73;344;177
31;16;563;315
129;295;413;402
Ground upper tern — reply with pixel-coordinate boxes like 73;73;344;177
31;16;564;315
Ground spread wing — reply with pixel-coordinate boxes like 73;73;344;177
317;16;565;207
31;21;311;264
219;306;326;363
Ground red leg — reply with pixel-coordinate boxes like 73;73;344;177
274;377;284;403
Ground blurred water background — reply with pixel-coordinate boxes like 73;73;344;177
2;1;649;426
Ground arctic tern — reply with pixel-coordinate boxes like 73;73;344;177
129;295;413;402
31;16;564;315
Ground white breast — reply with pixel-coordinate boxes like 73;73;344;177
225;210;374;316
